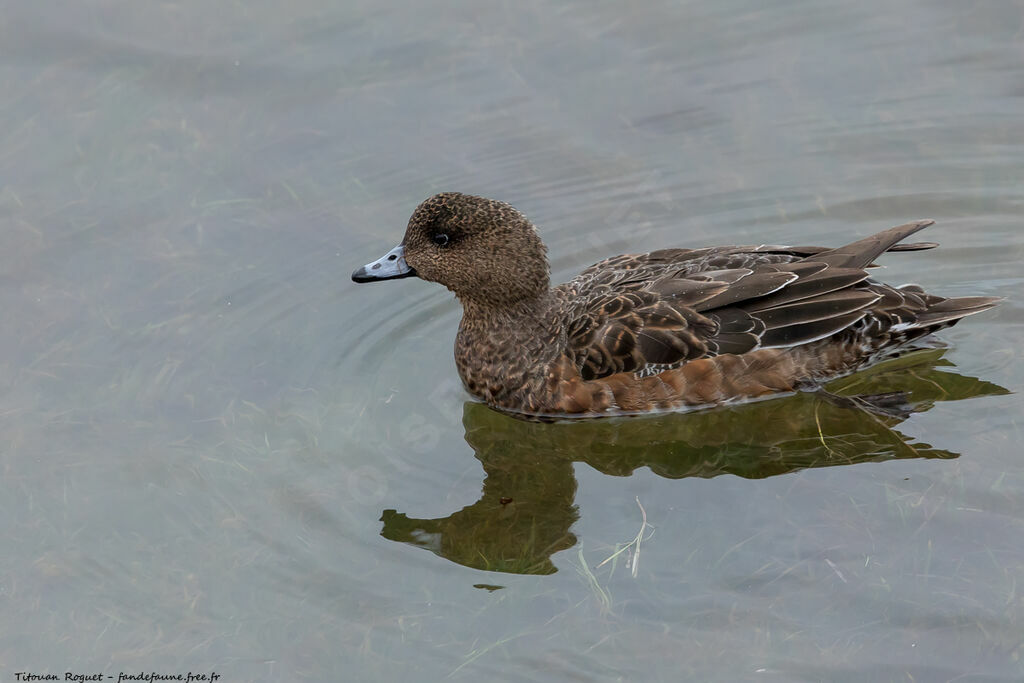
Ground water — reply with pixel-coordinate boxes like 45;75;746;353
2;0;1022;680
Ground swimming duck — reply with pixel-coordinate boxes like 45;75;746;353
353;193;999;417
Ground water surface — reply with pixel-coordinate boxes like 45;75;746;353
2;0;1023;681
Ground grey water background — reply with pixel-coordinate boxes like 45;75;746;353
2;0;1023;681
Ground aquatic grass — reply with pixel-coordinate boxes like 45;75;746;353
595;496;654;579
576;546;613;615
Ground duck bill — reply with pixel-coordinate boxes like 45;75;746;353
351;244;417;283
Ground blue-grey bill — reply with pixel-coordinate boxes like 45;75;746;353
352;244;417;282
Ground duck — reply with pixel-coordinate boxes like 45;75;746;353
352;192;999;418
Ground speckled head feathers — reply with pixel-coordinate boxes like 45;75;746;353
401;193;550;306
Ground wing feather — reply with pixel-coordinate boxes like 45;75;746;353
560;220;951;380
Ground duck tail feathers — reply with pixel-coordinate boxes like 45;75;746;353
811;220;936;269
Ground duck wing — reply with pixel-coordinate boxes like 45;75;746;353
560;220;982;381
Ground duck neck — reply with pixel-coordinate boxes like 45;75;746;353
454;290;560;407
458;290;553;331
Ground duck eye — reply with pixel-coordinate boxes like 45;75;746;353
432;233;450;247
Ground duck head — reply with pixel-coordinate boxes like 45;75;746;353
352;193;550;306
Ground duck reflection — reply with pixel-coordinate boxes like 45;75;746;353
380;349;1007;575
